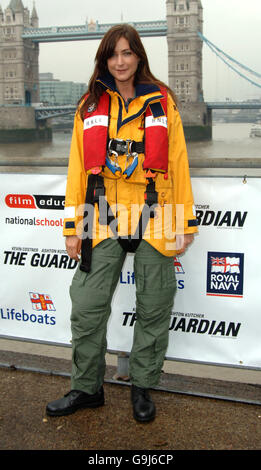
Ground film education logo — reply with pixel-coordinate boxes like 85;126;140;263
5;194;65;209
5;194;65;227
207;251;244;298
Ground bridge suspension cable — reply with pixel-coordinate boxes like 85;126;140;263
198;32;261;90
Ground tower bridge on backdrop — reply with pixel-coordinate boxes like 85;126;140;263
1;0;261;142
21;20;168;42
34;101;261;121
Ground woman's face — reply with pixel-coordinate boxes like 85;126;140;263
107;36;140;88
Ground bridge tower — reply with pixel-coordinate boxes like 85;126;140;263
166;0;211;138
0;1;49;142
0;0;39;106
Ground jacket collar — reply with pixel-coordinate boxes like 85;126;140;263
97;73;161;98
96;73;164;133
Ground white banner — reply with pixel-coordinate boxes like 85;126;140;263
0;173;260;369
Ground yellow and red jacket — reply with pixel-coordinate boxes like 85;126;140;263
82;82;168;173
63;77;198;257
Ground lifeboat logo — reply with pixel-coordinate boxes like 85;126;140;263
29;292;56;311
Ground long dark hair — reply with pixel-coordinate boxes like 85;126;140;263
78;23;177;119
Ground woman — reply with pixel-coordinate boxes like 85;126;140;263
46;24;198;422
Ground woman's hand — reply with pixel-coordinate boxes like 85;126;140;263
176;233;194;254
65;235;82;261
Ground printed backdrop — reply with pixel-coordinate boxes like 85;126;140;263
0;173;260;369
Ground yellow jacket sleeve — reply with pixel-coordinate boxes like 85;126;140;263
63;110;86;236
167;95;198;234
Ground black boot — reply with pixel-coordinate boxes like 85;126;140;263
46;387;104;417
131;385;156;422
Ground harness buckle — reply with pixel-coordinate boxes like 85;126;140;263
125;139;133;157
144;180;158;218
108;139;117;156
106;143;122;175
107;139;140;178
123;153;138;179
108;138;134;156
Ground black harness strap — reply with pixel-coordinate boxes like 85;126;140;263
120;178;158;252
144;178;158;217
80;174;104;273
80;175;158;271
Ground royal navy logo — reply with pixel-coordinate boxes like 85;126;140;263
206;251;244;298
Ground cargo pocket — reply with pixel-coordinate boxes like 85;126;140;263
162;261;176;289
69;263;88;304
71;263;88;288
135;260;176;294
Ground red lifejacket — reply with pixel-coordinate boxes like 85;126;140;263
83;87;168;173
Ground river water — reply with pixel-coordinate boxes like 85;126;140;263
0;122;260;175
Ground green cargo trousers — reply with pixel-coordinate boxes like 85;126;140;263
70;238;177;394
